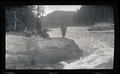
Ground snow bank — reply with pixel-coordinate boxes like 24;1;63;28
61;40;114;69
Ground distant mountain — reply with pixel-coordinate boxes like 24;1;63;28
42;10;75;28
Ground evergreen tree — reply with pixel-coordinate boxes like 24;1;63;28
6;5;36;32
74;5;113;26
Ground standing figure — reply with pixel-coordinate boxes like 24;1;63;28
61;23;67;38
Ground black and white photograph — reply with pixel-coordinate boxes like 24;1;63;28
5;5;114;69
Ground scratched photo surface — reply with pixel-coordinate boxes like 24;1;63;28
6;5;114;69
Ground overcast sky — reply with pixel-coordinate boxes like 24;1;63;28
43;5;82;16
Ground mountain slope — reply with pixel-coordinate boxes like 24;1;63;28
42;10;75;28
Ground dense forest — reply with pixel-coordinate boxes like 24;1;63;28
74;5;114;26
6;5;44;34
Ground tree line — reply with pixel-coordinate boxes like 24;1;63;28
6;5;114;32
74;5;114;26
6;5;45;35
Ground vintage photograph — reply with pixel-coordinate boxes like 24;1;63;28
6;5;114;69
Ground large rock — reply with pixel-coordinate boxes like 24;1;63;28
6;35;83;69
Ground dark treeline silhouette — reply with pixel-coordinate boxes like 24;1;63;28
6;5;36;32
6;5;50;38
74;5;114;26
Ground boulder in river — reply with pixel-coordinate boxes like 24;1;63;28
6;35;83;69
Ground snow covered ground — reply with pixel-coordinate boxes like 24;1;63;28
6;32;83;69
47;26;114;69
6;26;114;69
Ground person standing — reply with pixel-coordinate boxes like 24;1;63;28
61;23;67;38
